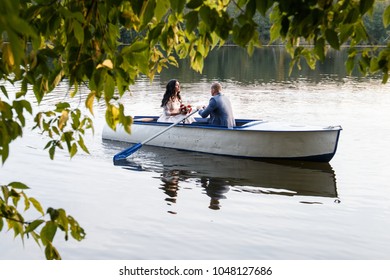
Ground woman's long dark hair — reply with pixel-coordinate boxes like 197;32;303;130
161;79;182;107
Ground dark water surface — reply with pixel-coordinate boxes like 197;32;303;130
1;47;390;259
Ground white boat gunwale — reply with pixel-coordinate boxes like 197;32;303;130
132;116;343;133
104;116;342;163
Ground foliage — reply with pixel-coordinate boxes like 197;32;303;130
364;1;390;45
0;0;389;259
0;182;85;259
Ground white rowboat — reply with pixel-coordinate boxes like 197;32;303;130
102;117;342;163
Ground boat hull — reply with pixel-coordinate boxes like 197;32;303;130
102;118;342;162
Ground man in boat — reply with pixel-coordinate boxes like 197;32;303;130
197;82;236;128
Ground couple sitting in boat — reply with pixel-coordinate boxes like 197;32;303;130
157;79;236;128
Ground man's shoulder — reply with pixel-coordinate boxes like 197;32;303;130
215;93;230;102
212;93;223;99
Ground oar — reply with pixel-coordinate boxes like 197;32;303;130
113;109;199;161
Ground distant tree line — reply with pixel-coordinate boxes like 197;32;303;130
119;1;389;46
364;1;390;44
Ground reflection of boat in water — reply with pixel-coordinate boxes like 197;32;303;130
104;140;338;199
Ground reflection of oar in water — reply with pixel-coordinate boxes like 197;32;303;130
113;109;199;162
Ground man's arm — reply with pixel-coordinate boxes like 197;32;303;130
199;98;217;118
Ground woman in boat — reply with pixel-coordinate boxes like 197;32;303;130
197;82;236;128
157;79;195;124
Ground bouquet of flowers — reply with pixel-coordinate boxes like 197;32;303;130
180;104;192;114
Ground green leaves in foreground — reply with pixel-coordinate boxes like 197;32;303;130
0;97;33;163
1;182;85;260
33;102;94;160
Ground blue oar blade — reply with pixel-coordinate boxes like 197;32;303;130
113;143;143;161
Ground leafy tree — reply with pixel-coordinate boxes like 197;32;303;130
364;1;390;44
1;0;389;259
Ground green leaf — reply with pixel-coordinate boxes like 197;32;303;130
85;91;95;115
7;24;33;67
21;192;30;211
234;23;255;46
155;0;170;20
325;29;340;50
184;11;199;33
57;209;69;232
245;0;256;18
25;220;45;233
382;71;389;84
369;57;380;72
359;0;374;15
11;217;24;238
199;6;217;31
1;186;10;202
19;100;33;114
70;143;78;158
55;102;70;112
45;242;61;260
141;0;156;27
68;215;86;241
77;137;90;154
384;5;390;27
0;85;9;98
256;0;272;16
49;145;56;160
354;23;368;42
52;70;64;88
237;0;247;8
169;0;185;13
314;38;325;61
29;197;45;215
106;105;120;129
9;182;29;190
215;15;232;40
269;21;281;43
104;74;115;102
128;41;149;53
71;110;81;130
186;0;204;9
339;24;353;45
280;16;289;38
47;207;59;221
13;100;26;126
191;52;204;72
345;7;360;24
149;22;164;42
58;110;69;130
302;49;316;70
40;221;57;246
33;81;44;103
73;20;84;44
2;142;10;163
11;190;21;207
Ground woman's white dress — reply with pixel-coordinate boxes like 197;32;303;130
157;99;195;124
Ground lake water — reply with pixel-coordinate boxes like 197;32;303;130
1;47;390;260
